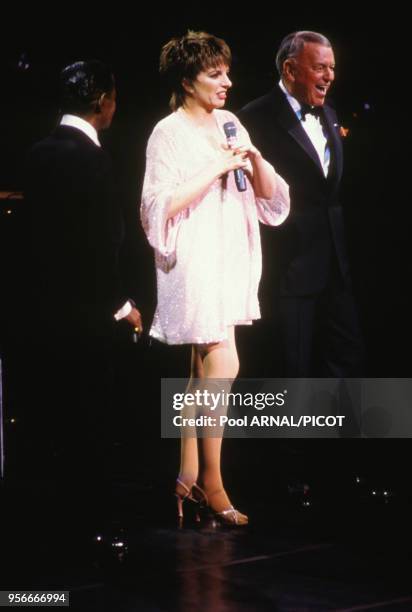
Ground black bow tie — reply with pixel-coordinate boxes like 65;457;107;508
300;104;323;121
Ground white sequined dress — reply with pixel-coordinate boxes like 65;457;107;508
141;108;289;345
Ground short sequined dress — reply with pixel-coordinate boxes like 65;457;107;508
141;108;290;345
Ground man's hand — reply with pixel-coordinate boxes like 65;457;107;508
125;307;143;332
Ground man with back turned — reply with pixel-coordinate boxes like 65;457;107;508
24;60;142;487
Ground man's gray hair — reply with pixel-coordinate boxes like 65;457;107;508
275;31;332;75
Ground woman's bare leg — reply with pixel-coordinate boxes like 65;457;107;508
177;346;204;488
196;327;240;512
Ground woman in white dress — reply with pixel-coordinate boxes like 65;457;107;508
141;31;290;525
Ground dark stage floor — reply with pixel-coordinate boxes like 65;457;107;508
1;198;412;611
1;468;412;611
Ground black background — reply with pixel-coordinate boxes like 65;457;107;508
0;9;409;431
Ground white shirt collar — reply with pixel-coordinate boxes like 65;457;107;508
279;80;305;117
279;81;329;177
60;114;101;147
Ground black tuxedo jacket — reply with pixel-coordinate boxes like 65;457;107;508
239;86;350;296
25;125;128;339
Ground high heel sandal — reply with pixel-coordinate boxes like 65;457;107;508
201;489;248;526
214;506;248;526
175;479;207;526
190;482;208;506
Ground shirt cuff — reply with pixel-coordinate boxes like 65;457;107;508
114;300;132;321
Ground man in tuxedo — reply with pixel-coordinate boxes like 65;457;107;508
26;59;141;339
24;61;142;485
239;31;364;377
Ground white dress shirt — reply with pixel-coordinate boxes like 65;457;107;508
279;81;330;177
59;114;132;321
60;114;101;147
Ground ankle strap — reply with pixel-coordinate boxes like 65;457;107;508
176;478;191;497
192;483;208;504
217;506;238;523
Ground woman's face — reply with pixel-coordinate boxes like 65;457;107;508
186;63;232;110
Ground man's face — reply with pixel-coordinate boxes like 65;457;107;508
285;42;335;106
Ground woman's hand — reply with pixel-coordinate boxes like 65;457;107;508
214;145;249;177
166;141;254;219
223;142;278;200
229;143;262;165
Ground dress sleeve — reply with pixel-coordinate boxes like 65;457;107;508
140;124;184;257
255;168;290;227
236;117;290;227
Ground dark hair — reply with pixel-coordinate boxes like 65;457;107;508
159;30;231;111
60;60;115;115
275;31;332;75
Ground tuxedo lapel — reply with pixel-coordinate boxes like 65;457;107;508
322;106;343;183
269;88;325;175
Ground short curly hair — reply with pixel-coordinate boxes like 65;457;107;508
159;30;231;111
60;60;115;115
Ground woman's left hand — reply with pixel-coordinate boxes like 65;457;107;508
227;143;262;164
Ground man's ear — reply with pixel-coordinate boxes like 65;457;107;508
94;93;105;114
283;59;296;81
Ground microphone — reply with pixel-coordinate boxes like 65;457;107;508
132;326;141;344
223;121;247;192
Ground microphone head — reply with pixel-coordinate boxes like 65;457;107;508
223;121;237;139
